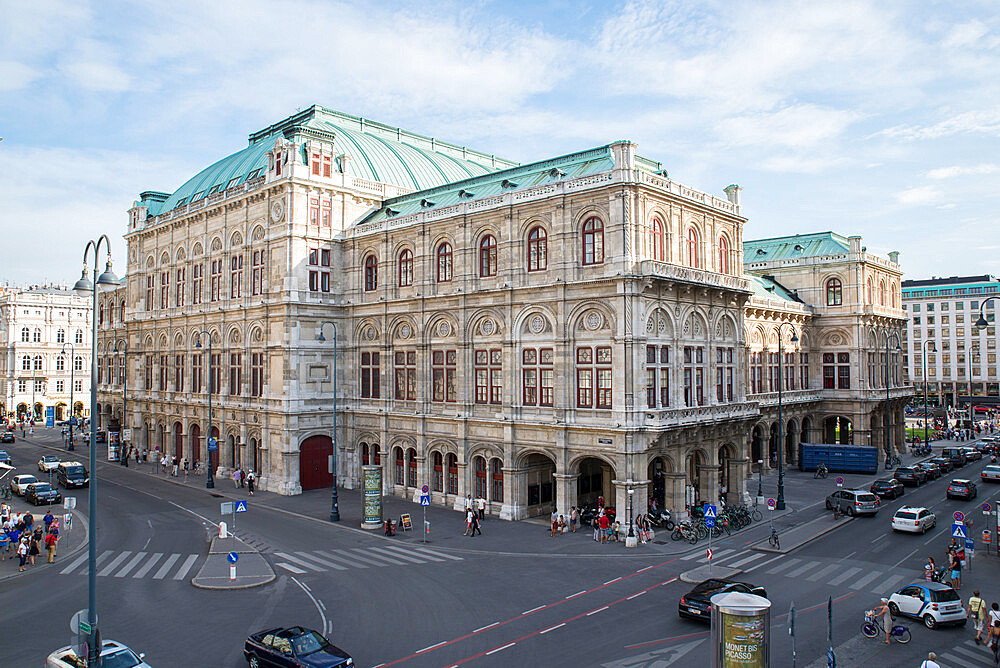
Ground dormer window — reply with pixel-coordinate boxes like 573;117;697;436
385;208;399;217
756;248;766;255
549;168;565;179
226;177;241;190
246;168;262;180
794;244;804;251
191;191;204;201
458;190;474;199
310;152;332;177
501;179;517;189
175;198;187;208
208;184;221;195
420;199;435;208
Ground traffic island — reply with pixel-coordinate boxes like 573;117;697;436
750;514;853;554
680;564;743;584
191;535;275;590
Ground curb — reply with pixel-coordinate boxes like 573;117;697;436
0;506;89;583
191;573;276;590
679;565;743;584
751;516;854;554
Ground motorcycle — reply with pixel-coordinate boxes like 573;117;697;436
814;467;829;479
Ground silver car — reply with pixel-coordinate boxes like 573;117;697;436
825;488;880;516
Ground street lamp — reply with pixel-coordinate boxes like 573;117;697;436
883;329;901;468
974;300;996;434
114;340;127;461
72;234;118;668
922;340;936;449
776;323;798;511
317;320;340;522
62;343;75;450
193;330;215;489
756;459;763;500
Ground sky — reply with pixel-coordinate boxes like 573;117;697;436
1;0;999;285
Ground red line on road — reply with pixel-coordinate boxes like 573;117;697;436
376;558;679;667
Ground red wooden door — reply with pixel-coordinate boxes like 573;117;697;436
174;423;183;459
300;435;333;490
190;424;201;463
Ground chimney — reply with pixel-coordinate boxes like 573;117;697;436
848;236;862;254
888;251;900;265
723;184;742;207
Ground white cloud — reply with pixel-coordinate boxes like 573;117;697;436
58;59;131;92
942;20;989;48
0;61;40;90
877;109;1000;141
895;186;943;207
715;104;859;149
925;163;1000;179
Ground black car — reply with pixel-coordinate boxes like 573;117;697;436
917;462;942;480
0;450;10;465
0;432;13;444
946;479;977;501
870;479;904;499
25;482;62;506
894;467;927;486
244;626;352;668
930;457;953;473
678;579;767;622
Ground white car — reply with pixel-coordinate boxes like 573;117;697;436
888;582;966;629
891;506;936;534
10;474;39;496
46;639;150;667
38;455;61;472
982;464;1000;482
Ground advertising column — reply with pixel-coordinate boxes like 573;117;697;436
710;591;771;668
361;465;383;530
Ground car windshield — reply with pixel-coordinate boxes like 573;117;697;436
101;648;142;668
896;511;916;519
930;588;961;603
43;456;58;462
19;476;37;484
291;631;329;656
31;483;52;492
65;466;86;476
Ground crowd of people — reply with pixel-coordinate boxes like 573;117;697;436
0;503;60;572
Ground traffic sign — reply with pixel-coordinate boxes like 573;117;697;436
704;505;717;519
63;497;76;510
707;548;713;561
705;517;715;528
766;498;777;509
966;538;976;550
208;437;218;452
419;494;430;507
421;484;429;494
835;476;844;486
952;523;968;539
227;551;239;564
70;609;96;635
954;511;965;523
220;501;233;515
235;501;248;513
984;502;993;514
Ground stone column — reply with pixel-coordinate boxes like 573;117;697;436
664;472;687;516
501;465;524;520
553;473;579;518
698;464;720;506
728;458;749;506
452;462;469;512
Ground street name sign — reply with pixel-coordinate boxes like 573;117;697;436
221;502;234;515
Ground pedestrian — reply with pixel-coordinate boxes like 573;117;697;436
598;513;610;544
925;556;936;581
570;507;578;533
476;495;486;521
465;494;473;515
182;457;188;477
968;590;986;644
247;471;255;495
597;495;604;509
17;536;28;572
171;457;178;476
232;468;241;488
464;508;474;537
720;482;728;505
28;528;40;565
44;530;58;563
612;520;621;542
23;511;33;534
592;517;600;542
949;549;962;590
550;510;559;537
472;512;482;536
918;652;940;668
988;603;1000;647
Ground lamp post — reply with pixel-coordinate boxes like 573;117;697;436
883;329;901;468
72;234;118;668
193;330;215;489
114;340;127;461
776;323;798;511
922;340;936;449
757;459;764;500
974;300;996;436
317;320;340;522
62;343;75;450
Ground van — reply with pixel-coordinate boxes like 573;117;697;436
56;462;89;488
941;448;967;467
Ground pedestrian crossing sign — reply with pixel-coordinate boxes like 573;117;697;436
235;501;248;513
419;494;430;506
704;505;717;519
952;523;967;539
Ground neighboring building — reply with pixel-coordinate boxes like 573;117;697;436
901;274;1000;408
0;285;92;423
94;105;910;521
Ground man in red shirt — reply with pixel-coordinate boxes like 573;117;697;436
598;513;610;544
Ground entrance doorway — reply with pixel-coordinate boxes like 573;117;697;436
300;435;333;491
522;453;555;517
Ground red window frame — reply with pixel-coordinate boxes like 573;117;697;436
582;217;604;265
437;243;453;282
822;352;836;389
527;226;547;271
321;200;331;227
210;353;221;394
800;353;809;389
718;235;730;274
826;278;842;306
394;447;404;485
432;452;443;492
837;352;850;389
398;249;413;287
394;351;416;400
649;217;664;261
474;349;502;404
521;348;553;406
309;198;319;226
687;227;700;268
446;454;458;494
491;458;503;502
322;155;332;177
364;255;378;292
716;347;734;402
576;346;612;408
406;448;417;487
474;457;487;499
432;349;457;402
479;235;497;277
360;351;380;399
311;153;321;175
192;263;203;304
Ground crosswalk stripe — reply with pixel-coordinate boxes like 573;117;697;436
153;553;181;579
938;652;985;668
277;562;306;574
97;551;132;577
827;566;862;586
786;561;817;578
951;643;992;663
725;553;766;569
806;564;840;582
274;552;325;571
680;551;701;561
172;554;199;580
350;548;405;566
709;549;735;560
114;552;147;578
381;544;445;562
412;547;462;561
876;574;906;594
316;550;367;569
766;558;800;575
60;552;90;575
849;570;883;590
132;553;163;579
294;551;348;571
370;547;428;564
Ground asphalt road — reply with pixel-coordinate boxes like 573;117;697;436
3;429;999;668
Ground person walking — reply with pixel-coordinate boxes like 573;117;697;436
968;590;986;644
28;527;41;566
476;495;486;521
550;510;559;537
44;530;58;563
465;494;473;516
17;536;28;572
247;471;255;496
472;512;482;536
918;652;941;668
987;603;1000;648
925;556;936;581
598;513;610;544
949;549;962;590
464;508;474;537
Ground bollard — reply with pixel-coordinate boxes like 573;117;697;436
219;521;228;539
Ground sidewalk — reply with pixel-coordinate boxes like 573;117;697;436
0;492;87;582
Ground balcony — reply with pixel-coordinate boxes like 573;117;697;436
640;260;751;293
644;401;758;427
752;390;821;407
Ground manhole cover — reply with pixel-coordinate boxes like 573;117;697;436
653;540;668;545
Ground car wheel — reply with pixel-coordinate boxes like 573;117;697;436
923;614;937;629
848;506;855;517
826;500;833;510
248;656;259;668
889;602;900;617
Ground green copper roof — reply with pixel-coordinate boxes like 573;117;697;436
748;274;800;302
744;232;850;261
357;144;617;227
146;106;518;216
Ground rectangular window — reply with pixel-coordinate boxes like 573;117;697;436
18;380;26;393
474;349;502;404
175;267;186;307
823;352;835;389
394;351;416;400
717;347;734;402
159;271;169;309
192;263;203;305
192;354;203;393
799;353;809;389
145;275;154;311
311;153;321;175
159;354;168;391
210;353;221;394
321;272;330;292
767;352;779;392
250;352;264;397
784;352;796;391
174;354;184;392
837;352;850;389
521;348;554;407
360;352;381;399
35;378;43;392
56;380;64;393
321;200;331;227
230;255;243;299
309;198;319;226
576;346;612;409
646;345;671;408
432;350;457;402
229;353;242;396
683;346;705;406
144;355;152;389
251;250;263;296
75;380;82;392
322;155;332;177
210;259;222;302
309;271;318;292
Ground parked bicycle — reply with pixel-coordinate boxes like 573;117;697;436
861;610;911;643
670;522;700;544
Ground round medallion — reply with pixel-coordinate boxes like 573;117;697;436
438;321;451;337
645;318;655;333
658;318;667;333
481;319;495;336
530;315;545;334
364;326;376;340
270;200;284;222
586;312;602;331
399;324;411;339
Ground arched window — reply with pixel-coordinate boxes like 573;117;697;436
56;355;65;371
33;355;42;371
446;453;458;495
879;280;886;306
361;442;370;466
717;235;730;274
75;330;83;344
582;217;604;265
479;235;497;277
22;355;30;371
891;283;897;308
363;254;378;292
406;447;417;487
74;356;84;372
398;249;413;287
491;457;504;503
527;226;547;272
20;327;29;342
648;217;665;261
866;277;874;304
371;445;381;465
686;227;700;268
432;451;443;492
436;242;453;282
826;278;843;306
119;301;126;322
33;328;41;343
474;456;487;499
99;303;105;326
394;447;404;486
